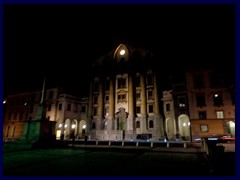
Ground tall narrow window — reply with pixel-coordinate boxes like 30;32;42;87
216;111;224;119
118;78;126;89
105;107;109;116
136;121;140;128
148;105;153;113
93;80;99;91
199;111;206;119
93;96;98;104
166;103;170;111
67;104;71;111
213;94;223;106
149;120;154;128
147;90;153;100
92;122;96;129
81;106;86;113
136;76;141;87
105;95;109;103
105;79;110;91
194;74;204;89
196;94;206;107
136;92;141;101
58;103;62;110
146;74;153;85
93;107;98;116
136;106;141;113
117;93;126;103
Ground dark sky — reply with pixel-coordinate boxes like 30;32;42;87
3;4;235;97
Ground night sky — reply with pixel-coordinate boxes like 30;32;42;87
3;4;235;97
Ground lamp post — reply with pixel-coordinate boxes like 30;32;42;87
24;101;30;140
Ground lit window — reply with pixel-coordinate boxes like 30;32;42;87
216;111;224;119
178;96;186;108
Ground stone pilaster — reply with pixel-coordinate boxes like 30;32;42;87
127;74;134;130
98;78;104;130
108;77;115;130
141;73;147;131
87;82;93;133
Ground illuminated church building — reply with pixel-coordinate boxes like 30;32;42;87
86;43;165;140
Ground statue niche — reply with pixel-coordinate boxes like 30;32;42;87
115;107;128;130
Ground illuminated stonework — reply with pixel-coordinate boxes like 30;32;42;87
87;43;164;141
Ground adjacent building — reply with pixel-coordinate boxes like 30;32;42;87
186;69;235;141
3;87;88;141
162;83;190;141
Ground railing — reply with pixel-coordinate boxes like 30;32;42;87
64;139;190;148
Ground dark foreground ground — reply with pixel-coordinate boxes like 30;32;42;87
3;142;235;176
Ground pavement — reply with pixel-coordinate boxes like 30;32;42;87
3;140;235;176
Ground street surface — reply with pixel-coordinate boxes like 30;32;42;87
3;145;235;176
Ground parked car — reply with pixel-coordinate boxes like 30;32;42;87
218;135;235;143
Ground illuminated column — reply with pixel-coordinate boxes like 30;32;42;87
141;73;147;131
108;77;115;131
127;74;134;130
98;78;104;130
153;73;164;137
87;82;93;133
154;73;160;114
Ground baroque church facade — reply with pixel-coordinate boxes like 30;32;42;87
86;43;165;141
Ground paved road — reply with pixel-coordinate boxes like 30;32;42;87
3;146;235;176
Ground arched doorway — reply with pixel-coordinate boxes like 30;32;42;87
55;120;63;140
226;121;235;136
178;114;190;141
71;119;78;137
64;119;71;139
79;120;87;138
